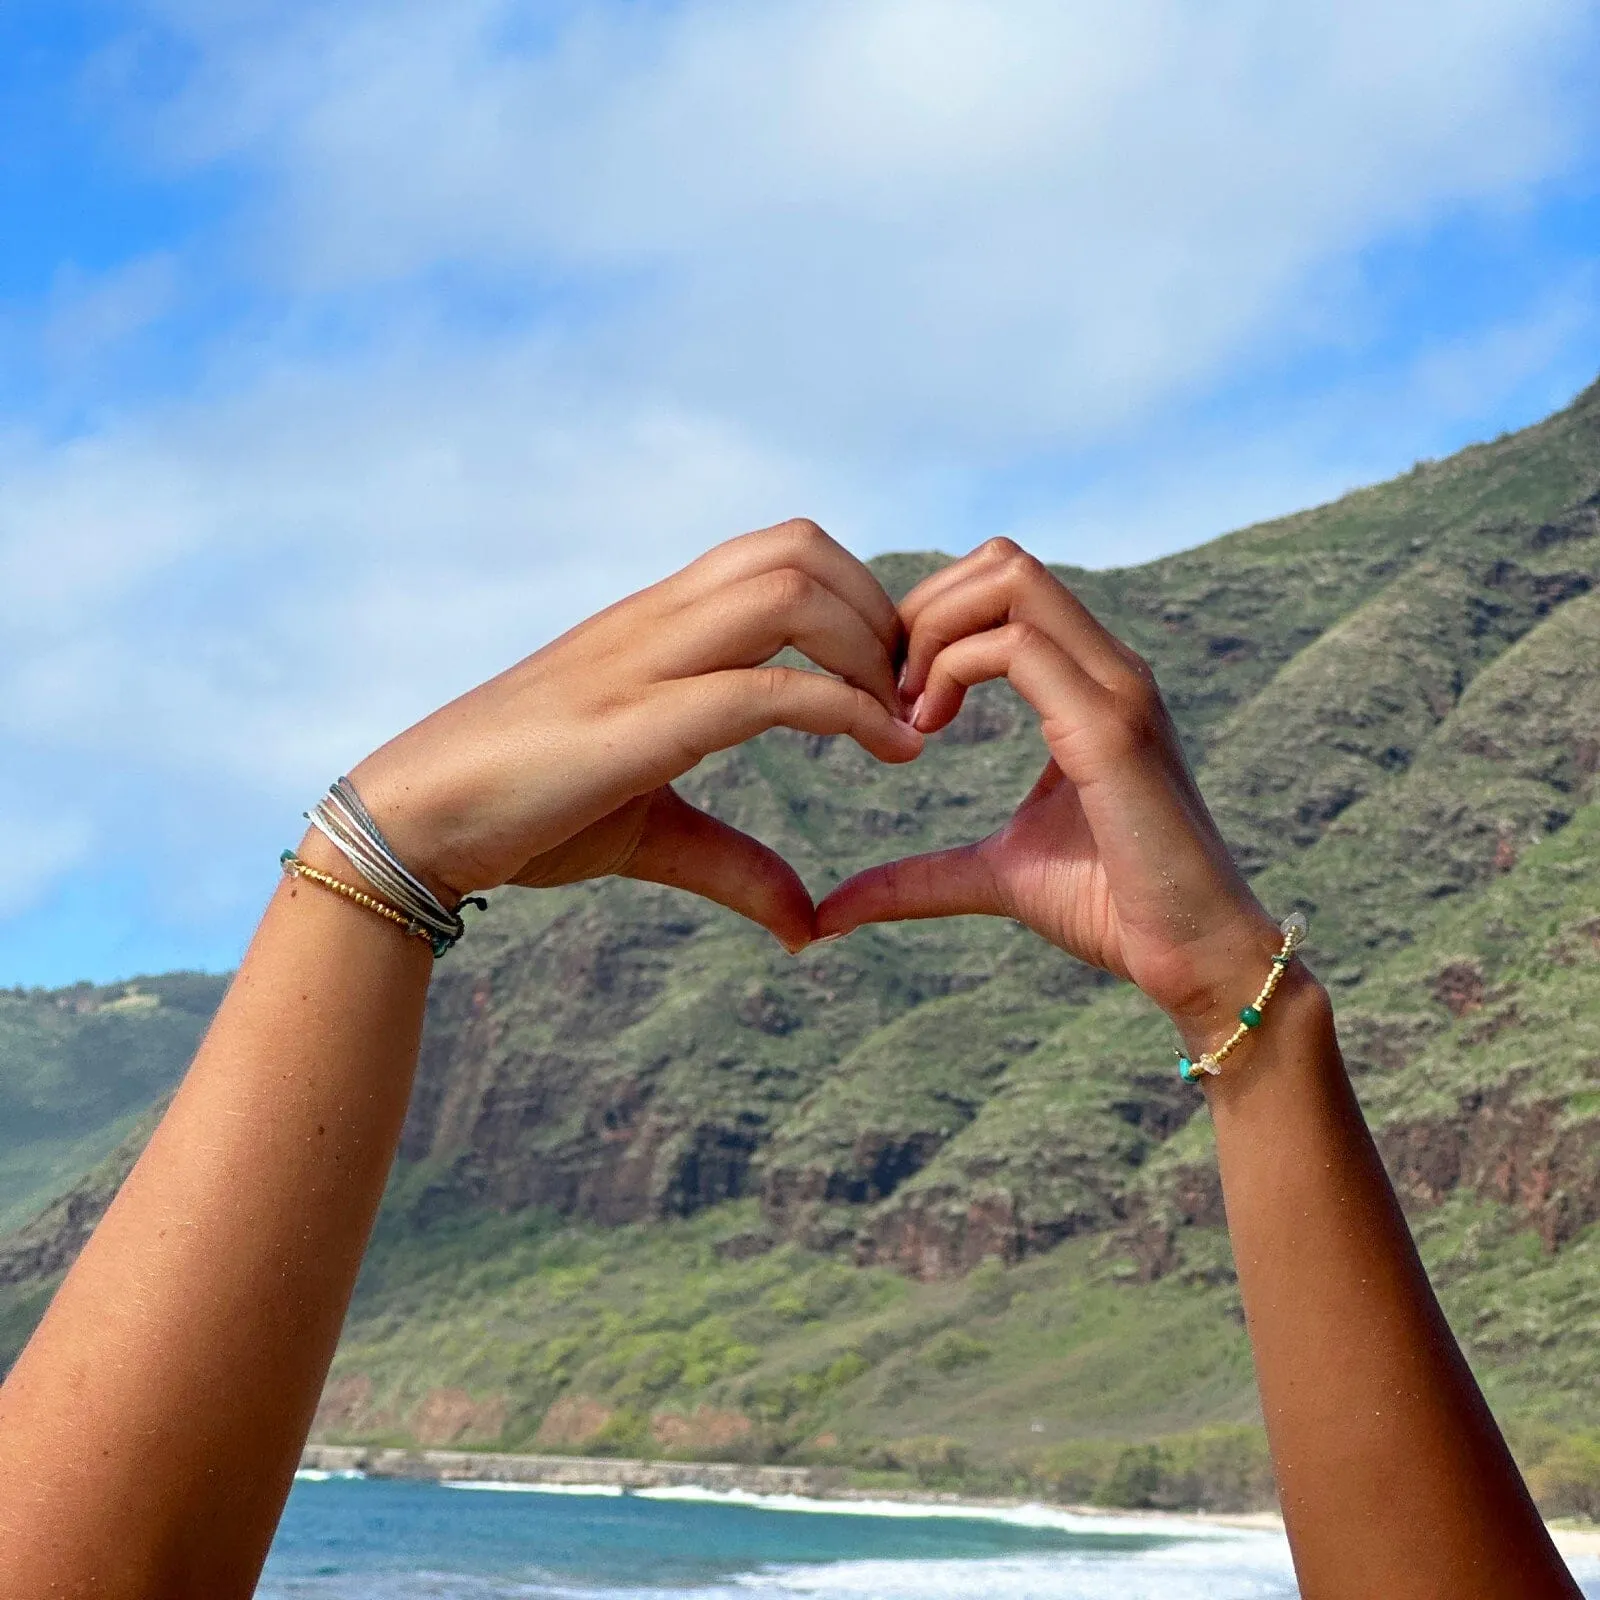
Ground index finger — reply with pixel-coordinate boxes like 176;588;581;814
899;539;1135;700
896;538;1020;631
676;519;903;661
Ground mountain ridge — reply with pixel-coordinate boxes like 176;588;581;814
2;376;1598;1510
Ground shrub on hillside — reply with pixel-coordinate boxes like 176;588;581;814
1519;1429;1600;1521
1033;1426;1275;1513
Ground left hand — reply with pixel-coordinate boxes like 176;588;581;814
346;520;921;954
815;539;1282;1038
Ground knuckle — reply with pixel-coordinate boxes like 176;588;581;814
1115;638;1156;680
750;663;791;706
881;856;908;901
844;681;881;726
776;516;831;551
1000;549;1045;588
1107;672;1166;743
1112;663;1162;716
1000;619;1042;653
761;564;820;612
976;536;1022;562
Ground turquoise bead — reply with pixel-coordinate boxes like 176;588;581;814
1240;1006;1262;1028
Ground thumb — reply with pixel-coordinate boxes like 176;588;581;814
620;785;816;954
815;842;1005;938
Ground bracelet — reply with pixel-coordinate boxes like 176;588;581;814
280;851;443;950
296;777;487;957
1177;912;1309;1084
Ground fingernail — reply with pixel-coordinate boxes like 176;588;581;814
897;663;909;693
909;694;924;729
811;931;849;946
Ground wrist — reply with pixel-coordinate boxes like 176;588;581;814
1200;965;1337;1111
343;755;472;909
292;826;453;912
1161;907;1299;1053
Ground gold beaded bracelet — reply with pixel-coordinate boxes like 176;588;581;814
280;850;438;950
1177;912;1309;1084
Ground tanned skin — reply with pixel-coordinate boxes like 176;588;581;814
0;526;1578;1599
819;539;1580;1600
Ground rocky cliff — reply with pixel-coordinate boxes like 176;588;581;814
390;383;1600;1281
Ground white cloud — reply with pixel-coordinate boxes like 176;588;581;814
2;0;1598;972
40;254;180;371
0;333;897;799
1015;279;1600;568
132;0;1597;456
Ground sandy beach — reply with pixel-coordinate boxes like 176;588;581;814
1069;1503;1600;1560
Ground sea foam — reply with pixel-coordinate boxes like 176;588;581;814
624;1482;1262;1543
443;1478;626;1497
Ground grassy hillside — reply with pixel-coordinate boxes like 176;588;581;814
2;376;1598;1512
309;1179;1595;1513
0;974;224;1231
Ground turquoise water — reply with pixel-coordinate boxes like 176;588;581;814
259;1477;1600;1600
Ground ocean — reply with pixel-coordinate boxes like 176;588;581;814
260;1474;1600;1599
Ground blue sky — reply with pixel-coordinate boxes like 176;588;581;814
3;0;1599;989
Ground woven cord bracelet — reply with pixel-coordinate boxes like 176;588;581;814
286;777;488;957
1177;911;1309;1084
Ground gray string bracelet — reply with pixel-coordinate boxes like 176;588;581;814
304;776;486;957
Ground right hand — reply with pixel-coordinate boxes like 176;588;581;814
816;539;1281;1040
344;520;922;953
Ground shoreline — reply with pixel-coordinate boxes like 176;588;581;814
299;1445;1600;1560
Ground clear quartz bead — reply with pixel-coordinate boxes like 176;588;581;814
1197;1053;1220;1076
1279;910;1309;948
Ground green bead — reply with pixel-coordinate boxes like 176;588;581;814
1240;1006;1262;1028
1177;1057;1195;1083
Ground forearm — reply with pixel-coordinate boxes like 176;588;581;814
0;522;919;1599
825;543;1577;1592
1206;970;1577;1599
0;832;431;1599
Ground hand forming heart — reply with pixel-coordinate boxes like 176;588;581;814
346;520;921;956
345;523;1277;1037
817;539;1279;1036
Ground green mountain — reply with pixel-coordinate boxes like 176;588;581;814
0;974;224;1231
3;378;1599;1515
